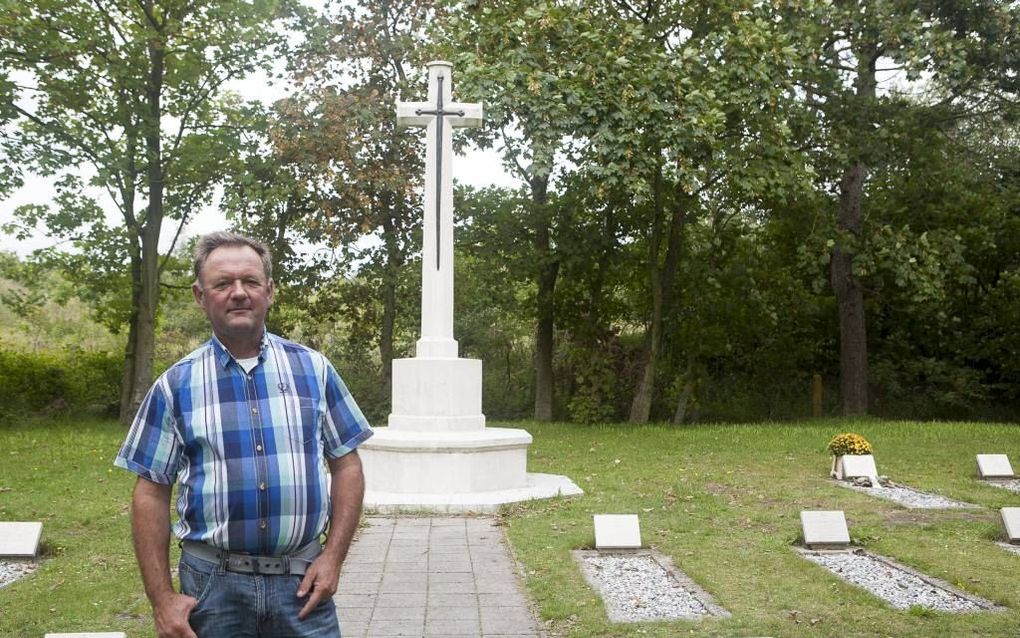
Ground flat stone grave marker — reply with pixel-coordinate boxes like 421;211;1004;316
838;454;879;480
0;522;42;557
977;454;1014;479
800;510;850;549
593;514;642;550
1001;507;1020;544
45;634;127;638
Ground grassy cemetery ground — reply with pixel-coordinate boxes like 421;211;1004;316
1;418;1019;637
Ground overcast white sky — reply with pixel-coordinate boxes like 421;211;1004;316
0;62;516;258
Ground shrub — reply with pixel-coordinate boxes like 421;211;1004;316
0;348;120;420
827;432;872;456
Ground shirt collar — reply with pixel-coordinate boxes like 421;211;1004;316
210;329;270;370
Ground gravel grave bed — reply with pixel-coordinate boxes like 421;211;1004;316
573;550;727;622
0;559;37;590
835;480;976;509
802;550;998;612
984;479;1020;494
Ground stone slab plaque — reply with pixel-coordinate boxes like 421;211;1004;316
977;454;1014;479
593;514;642;550
800;510;850;549
45;634;127;638
0;522;42;557
839;454;878;479
1001;507;1020;544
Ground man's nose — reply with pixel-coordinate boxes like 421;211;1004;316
229;280;248;297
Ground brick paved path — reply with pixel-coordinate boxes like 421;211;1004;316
334;517;542;637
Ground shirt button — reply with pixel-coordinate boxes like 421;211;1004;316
259;482;267;491
256;444;263;452
259;520;268;530
251;407;258;415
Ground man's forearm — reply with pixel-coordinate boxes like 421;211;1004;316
323;451;365;565
132;478;175;605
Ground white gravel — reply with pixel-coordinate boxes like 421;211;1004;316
984;479;1020;494
835;481;976;509
0;559;37;590
576;552;723;621
803;550;996;612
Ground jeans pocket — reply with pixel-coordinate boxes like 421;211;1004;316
179;556;217;611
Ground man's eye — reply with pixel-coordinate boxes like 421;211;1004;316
213;283;229;291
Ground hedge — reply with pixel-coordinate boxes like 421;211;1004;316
0;348;121;420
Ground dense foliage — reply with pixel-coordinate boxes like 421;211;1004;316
1;0;1018;424
0;0;307;424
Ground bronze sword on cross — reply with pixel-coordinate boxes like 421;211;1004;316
396;65;483;271
415;74;459;270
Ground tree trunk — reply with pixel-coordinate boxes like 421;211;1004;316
629;167;683;423
118;291;140;425
671;357;696;425
531;174;558;421
584;202;616;341
118;213;161;426
831;43;878;416
832;163;868;415
119;24;165;425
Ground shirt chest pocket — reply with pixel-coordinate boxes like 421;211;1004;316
286;397;320;447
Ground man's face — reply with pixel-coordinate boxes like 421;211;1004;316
192;245;274;346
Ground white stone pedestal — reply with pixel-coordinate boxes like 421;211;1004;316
388;357;485;432
360;356;582;512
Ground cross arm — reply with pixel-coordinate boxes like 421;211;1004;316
396;101;484;129
396;101;433;127
446;102;483;128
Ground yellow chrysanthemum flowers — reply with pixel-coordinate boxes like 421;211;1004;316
827;432;873;456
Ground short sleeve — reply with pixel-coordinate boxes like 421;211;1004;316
113;377;182;484
321;360;373;459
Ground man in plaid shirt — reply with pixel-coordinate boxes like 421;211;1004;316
115;231;373;638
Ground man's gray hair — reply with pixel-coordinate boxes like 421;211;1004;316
193;231;273;285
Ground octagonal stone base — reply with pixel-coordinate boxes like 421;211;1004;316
359;427;582;513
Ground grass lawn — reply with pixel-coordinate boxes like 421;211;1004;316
1;417;1019;637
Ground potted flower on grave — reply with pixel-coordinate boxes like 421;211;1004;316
827;432;874;480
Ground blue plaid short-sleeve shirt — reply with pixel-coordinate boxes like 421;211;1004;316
114;332;373;555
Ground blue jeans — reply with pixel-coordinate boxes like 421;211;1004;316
179;551;341;637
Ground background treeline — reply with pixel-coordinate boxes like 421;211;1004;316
1;0;1018;425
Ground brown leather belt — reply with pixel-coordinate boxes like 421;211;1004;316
181;540;320;576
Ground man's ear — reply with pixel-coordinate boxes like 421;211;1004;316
192;281;205;308
266;279;275;306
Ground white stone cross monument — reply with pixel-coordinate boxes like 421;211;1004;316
359;61;581;511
